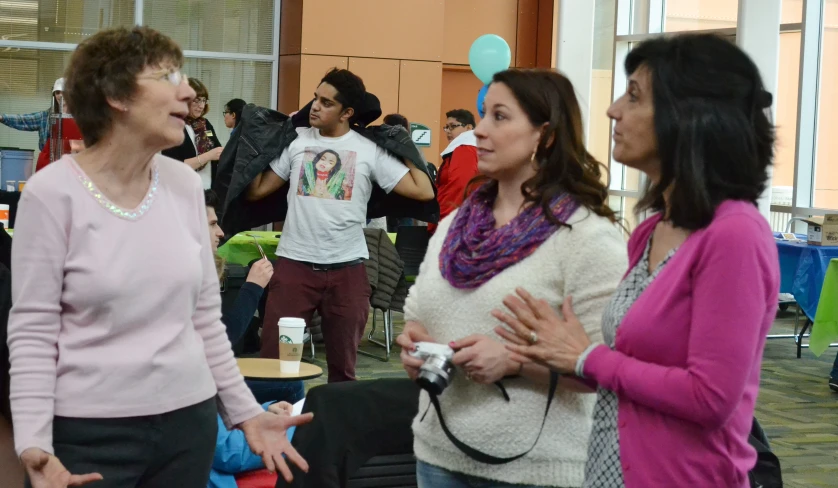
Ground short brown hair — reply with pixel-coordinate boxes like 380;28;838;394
189;78;210;117
64;26;183;147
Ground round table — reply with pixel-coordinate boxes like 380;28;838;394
236;358;323;381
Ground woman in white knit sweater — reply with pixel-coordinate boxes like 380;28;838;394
396;69;628;488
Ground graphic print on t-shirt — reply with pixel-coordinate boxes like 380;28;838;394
297;146;357;201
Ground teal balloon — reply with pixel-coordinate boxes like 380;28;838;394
469;34;512;84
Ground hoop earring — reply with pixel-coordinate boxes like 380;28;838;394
530;147;539;168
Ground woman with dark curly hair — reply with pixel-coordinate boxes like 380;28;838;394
396;69;627;488
7;26;310;488
496;34;779;488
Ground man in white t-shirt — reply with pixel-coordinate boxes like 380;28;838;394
247;69;434;382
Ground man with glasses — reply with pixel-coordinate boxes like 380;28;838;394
430;109;479;234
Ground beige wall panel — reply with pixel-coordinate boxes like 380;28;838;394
439;67;484;155
399;61;443;165
347;57;400;126
298;55;349;108
300;0;444;61
443;0;519;65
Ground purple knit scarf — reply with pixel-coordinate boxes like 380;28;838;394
439;185;580;289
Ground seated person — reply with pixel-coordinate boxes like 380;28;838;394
205;189;304;404
210;401;300;488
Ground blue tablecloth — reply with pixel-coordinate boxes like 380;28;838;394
775;233;838;320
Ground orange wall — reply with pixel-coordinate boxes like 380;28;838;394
443;0;519;65
300;0;445;61
399;60;444;162
277;0;553;166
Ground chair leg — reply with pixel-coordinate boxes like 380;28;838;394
797;319;813;359
359;308;392;362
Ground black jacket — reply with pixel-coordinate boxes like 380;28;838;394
213;94;440;237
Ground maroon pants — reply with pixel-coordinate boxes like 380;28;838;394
261;257;371;382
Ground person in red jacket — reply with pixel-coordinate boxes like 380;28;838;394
429;109;479;234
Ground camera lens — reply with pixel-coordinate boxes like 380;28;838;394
417;354;454;395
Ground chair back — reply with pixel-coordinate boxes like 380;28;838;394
394;226;430;278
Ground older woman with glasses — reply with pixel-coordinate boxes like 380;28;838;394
162;78;223;189
8;26;311;488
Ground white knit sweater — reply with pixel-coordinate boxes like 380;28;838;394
405;207;628;487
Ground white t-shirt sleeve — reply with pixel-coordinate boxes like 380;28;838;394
269;148;293;180
372;146;410;194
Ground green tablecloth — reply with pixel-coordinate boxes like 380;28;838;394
811;258;838;356
217;230;397;267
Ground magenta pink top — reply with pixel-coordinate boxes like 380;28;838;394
583;200;779;487
8;155;263;457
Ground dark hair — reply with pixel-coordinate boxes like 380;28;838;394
383;113;410;131
204;189;220;209
320;68;366;115
313;149;343;182
445;109;476;128
225;98;246;127
484;69;617;227
64;26;183;146
188;78;210;118
626;34;775;230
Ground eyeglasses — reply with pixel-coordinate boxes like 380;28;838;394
443;123;465;132
222;110;232;115
140;68;188;87
192;97;208;105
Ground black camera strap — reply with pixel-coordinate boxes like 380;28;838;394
426;371;559;465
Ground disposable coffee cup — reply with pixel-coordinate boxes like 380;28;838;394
278;317;306;374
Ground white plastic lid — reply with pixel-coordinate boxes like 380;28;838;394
278;317;306;328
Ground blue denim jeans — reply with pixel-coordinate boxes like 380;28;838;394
416;461;553;488
244;379;305;405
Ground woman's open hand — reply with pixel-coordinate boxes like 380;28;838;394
493;288;592;374
20;448;102;488
240;411;314;482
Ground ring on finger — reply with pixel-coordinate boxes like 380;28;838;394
528;331;538;345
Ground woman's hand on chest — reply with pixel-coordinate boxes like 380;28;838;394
450;334;519;384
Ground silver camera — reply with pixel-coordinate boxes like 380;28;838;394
410;342;456;395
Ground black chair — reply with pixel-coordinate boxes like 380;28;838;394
394;226;430;280
278;379;420;488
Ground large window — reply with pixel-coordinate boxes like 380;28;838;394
813;0;838;209
664;0;738;32
144;0;274;55
0;0;136;44
597;0;834;234
0;0;279;162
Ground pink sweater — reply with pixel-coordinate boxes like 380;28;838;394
7;155;263;456
583;200;779;487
